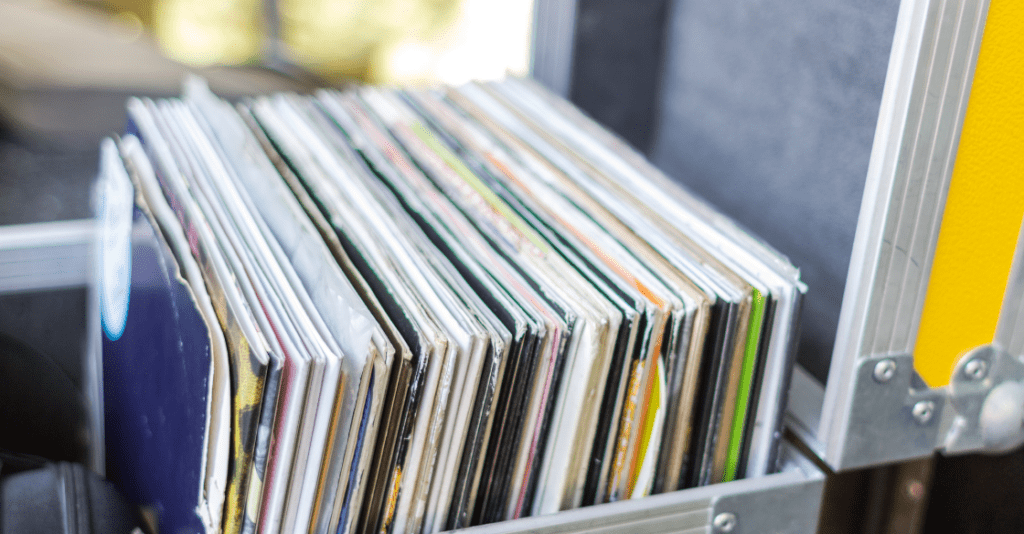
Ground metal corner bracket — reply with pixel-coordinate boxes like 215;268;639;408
837;354;946;470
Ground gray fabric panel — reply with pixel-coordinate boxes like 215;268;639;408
570;0;671;153
650;0;901;381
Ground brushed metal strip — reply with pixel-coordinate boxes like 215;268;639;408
85;281;104;475
581;509;710;534
870;0;989;356
442;442;823;533
444;497;711;534
785;365;826;459
824;0;937;458
0;219;94;293
893;0;988;355
996;217;1024;356
530;0;579;98
862;0;944;357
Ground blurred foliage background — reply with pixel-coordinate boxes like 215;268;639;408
79;0;534;85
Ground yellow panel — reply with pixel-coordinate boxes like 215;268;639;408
914;0;1024;387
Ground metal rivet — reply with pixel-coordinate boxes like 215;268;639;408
964;358;988;380
906;480;925;501
912;401;935;424
713;512;737;532
873;359;897;383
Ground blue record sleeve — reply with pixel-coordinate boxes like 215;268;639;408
101;145;215;533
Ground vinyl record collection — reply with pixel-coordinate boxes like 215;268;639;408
98;76;805;534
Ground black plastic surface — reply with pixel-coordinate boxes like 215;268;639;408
1;462;143;534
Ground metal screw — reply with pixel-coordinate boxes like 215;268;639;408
912;401;935;424
713;512;737;532
873;359;897;383
964;358;988;380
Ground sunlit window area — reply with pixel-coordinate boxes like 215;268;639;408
93;0;533;85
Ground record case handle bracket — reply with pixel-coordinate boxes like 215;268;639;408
944;344;1024;454
793;347;1024;472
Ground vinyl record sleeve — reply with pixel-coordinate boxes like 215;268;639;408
236;103;419;534
109;75;806;534
357;89;622;521
270;94;484;534
178;90;358;534
101;138;219;534
296;98;506;534
484;82;771;487
237;94;394;534
462;82;768;491
131;122;290;534
320;92;527;530
495;77;805;480
250;97;448;534
146;99;315;534
402;91;638;512
126;99;271;534
445;85;703;500
732;292;776;479
324;92;560;525
119;135;234;532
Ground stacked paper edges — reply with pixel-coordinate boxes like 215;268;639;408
98;77;804;534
